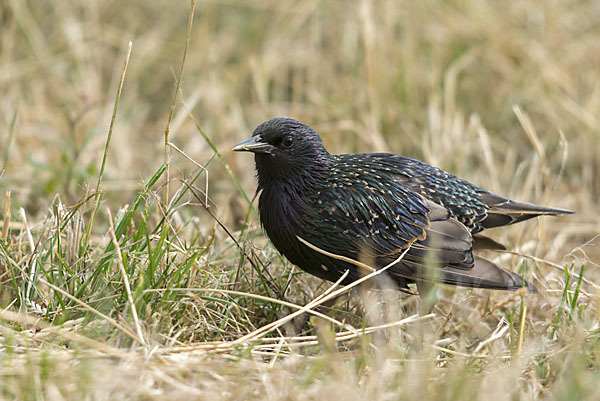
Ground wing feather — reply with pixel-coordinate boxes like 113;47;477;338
298;183;535;292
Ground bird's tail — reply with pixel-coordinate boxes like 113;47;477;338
479;193;574;230
398;256;537;293
438;256;537;292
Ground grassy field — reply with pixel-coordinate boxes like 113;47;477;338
1;0;599;399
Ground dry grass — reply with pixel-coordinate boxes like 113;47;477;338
0;0;599;399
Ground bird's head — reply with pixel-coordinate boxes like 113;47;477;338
233;118;330;190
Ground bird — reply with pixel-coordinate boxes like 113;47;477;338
232;117;573;295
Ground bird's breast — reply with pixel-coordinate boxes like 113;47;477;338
258;185;303;243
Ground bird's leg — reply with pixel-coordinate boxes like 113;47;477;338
416;280;439;314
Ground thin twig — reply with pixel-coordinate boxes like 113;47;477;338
297;236;375;273
167;141;209;207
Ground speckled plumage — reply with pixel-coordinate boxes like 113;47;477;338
233;118;573;294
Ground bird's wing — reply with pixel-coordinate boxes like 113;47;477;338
300;185;534;291
367;154;490;231
299;183;474;276
366;154;572;233
300;184;430;260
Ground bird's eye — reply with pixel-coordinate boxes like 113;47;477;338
282;135;294;148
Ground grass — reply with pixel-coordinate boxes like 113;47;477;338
0;0;599;399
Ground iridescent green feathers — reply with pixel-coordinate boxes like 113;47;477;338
233;118;573;294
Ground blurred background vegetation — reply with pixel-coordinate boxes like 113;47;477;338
4;1;597;213
0;0;599;399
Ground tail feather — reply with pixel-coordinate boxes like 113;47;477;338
479;193;574;230
441;256;537;293
398;257;537;293
472;234;507;251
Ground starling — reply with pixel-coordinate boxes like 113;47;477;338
233;118;572;294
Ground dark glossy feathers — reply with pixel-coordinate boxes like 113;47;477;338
233;118;573;295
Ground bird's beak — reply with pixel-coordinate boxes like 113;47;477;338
232;136;275;155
